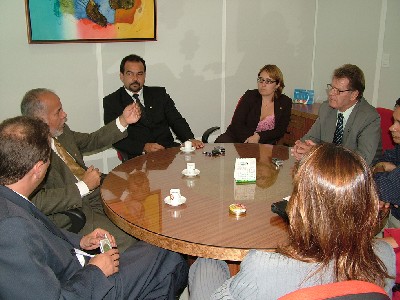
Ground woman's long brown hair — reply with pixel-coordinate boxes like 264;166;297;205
277;144;390;286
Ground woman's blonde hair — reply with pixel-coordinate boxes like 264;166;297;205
278;143;389;286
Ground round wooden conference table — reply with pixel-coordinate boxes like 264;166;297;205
101;143;294;265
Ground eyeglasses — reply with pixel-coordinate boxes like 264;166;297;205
257;77;277;84
327;84;353;95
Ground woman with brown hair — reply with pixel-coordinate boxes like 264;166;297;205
215;64;292;144
189;144;395;299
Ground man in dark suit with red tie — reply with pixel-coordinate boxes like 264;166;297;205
103;54;203;159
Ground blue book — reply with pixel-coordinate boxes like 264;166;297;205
293;89;314;104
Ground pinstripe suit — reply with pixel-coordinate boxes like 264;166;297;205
0;185;188;299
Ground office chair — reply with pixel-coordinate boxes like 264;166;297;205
278;280;390;300
116;149;129;162
201;96;245;143
60;208;86;233
376;107;395;152
202;126;221;143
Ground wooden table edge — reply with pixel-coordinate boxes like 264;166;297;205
103;203;275;261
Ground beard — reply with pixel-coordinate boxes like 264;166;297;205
52;128;64;138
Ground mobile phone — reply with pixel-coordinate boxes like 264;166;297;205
100;235;112;253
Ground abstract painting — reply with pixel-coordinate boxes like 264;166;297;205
25;0;156;43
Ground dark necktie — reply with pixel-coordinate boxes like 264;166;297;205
132;94;145;112
132;94;148;124
332;113;344;145
53;138;86;180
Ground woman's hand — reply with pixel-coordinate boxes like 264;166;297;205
372;162;397;174
244;132;260;143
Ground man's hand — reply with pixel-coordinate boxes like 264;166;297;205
244;133;260;144
143;143;165;153
372;162;397;174
82;166;101;190
379;200;391;210
291;139;316;160
80;228;117;250
119;103;141;127
189;139;204;149
88;249;120;277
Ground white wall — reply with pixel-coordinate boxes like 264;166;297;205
0;0;399;172
379;0;400;108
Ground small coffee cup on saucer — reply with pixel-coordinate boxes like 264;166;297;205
165;188;186;206
184;140;192;151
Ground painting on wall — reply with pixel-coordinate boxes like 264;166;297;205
25;0;157;43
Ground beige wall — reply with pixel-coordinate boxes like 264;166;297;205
0;0;398;171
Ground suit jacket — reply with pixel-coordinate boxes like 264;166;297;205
374;144;400;219
303;98;382;165
103;86;194;158
30;121;127;228
0;185;115;299
224;89;293;144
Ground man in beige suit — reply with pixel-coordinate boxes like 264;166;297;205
21;88;140;251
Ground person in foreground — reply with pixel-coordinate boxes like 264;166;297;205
215;64;292;144
21;88;139;251
103;54;203;159
189;143;395;299
291;64;381;166
373;98;400;228
0;116;188;299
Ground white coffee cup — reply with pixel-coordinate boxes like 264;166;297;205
184;140;192;151
169;189;182;203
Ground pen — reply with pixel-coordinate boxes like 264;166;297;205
71;248;95;258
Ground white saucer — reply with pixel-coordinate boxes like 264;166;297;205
180;146;195;153
182;169;200;177
164;195;187;206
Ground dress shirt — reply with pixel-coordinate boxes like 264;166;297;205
124;88;145;107
338;102;357;129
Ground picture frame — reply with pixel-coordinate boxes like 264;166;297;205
25;0;157;44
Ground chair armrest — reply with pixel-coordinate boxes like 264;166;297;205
59;208;86;233
115;148;129;162
202;126;220;143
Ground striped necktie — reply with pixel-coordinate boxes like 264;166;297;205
132;94;145;111
53;138;86;180
332;113;344;145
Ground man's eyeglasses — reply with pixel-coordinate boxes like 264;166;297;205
257;77;277;84
327;84;353;95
